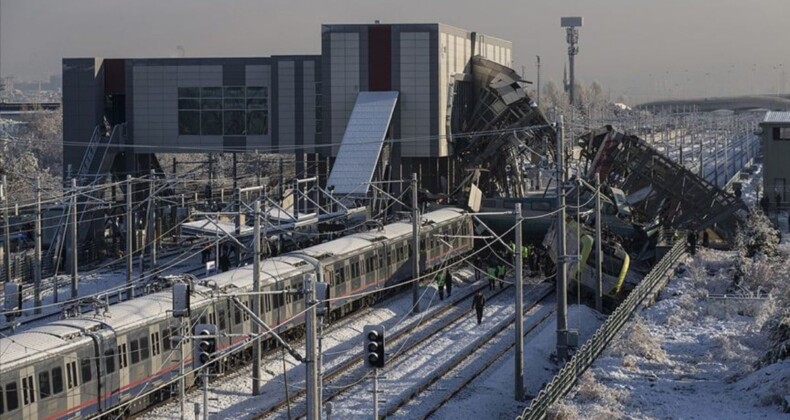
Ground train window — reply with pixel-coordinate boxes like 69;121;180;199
130;340;140;364
365;256;373;273
21;376;34;405
378;254;385;269
140;337;150;361
151;332;161;356
243;299;250;321
5;382;18;411
119;344;128;368
218;310;226;330
105;349;116;373
38;371;50;399
334;267;345;284
81;359;92;384
163;329;173;351
351;262;359;278
234;306;242;324
51;367;63;394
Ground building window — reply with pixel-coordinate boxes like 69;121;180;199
178;86;269;135
774;127;790;140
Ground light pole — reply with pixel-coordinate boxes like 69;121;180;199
561;17;583;106
536;55;541;106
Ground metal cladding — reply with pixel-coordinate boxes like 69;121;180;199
579;125;747;244
452;56;556;198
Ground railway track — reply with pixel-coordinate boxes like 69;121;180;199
258;280;553;419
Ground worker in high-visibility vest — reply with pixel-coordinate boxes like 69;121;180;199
487;265;497;290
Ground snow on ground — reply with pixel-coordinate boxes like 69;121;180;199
551;240;789;417
429;304;605;419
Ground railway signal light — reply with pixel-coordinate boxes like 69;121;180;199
363;325;385;369
193;324;217;369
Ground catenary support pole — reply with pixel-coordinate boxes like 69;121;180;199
2;176;12;286
148;169;157;272
252;200;262;395
34;176;42;312
126;174;133;299
411;173;421;314
305;273;320;420
556;116;569;361
70;178;78;298
179;317;186;420
595;174;603;313
514;203;525;401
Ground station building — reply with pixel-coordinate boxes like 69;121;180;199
62;23;513;194
760;111;790;207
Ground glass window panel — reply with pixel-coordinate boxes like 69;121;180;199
201;87;223;98
178;87;200;98
140;337;150;360
5;382;18;411
178;111;200;135
38;371;50;399
178;99;200;110
224;86;244;98
81;359;92;383
246;86;267;98
224;98;245;109
163;329;172;351
201;111;223;135
223;110;245;135
247;111;267;135
201;98;223;110
247;98;267;109
130;340;140;364
51;367;63;394
104;350;115;373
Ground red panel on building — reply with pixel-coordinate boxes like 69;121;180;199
104;59;126;95
368;26;392;91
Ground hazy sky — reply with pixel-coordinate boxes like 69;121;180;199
1;0;789;102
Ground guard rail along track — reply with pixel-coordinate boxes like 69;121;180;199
517;239;686;420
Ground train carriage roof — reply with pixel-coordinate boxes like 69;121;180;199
0;325;94;371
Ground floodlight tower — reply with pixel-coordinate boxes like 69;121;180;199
561;16;583;105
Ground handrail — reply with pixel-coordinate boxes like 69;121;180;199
517;239;686;420
76;125;102;180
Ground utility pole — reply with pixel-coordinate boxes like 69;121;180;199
148;169;157;273
126;174;133;300
179;317;186;420
70;178;78;299
34;176;42;312
252;200;262;395
556;116;569;361
536;55;541;106
595;174;603;313
305;273;320;420
2;176;11;285
514;203;525;401
411;173;421;315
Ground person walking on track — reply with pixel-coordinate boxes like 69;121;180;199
436;271;446;301
445;268;453;297
472;291;486;325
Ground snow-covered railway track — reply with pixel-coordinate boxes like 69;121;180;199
261;282;553;419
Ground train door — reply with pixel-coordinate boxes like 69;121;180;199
116;336;130;401
91;332;114;412
148;324;163;379
63;353;81;411
20;365;38;419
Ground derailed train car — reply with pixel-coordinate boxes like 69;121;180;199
0;208;473;419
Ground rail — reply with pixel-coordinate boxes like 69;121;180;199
517;239;686;420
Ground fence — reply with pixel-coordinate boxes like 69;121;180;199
517;239;686;420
